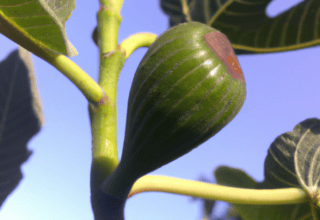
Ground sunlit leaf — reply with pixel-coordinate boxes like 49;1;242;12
0;0;77;57
160;0;320;55
0;47;44;208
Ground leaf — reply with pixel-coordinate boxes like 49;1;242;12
262;124;302;189
0;47;44;209
215;166;316;220
214;166;257;189
263;118;320;200
0;0;77;57
160;0;320;55
214;119;320;220
294;119;320;198
262;118;320;219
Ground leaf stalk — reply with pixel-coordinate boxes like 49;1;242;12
129;175;309;205
119;33;157;59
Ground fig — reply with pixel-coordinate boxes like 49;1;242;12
102;21;246;199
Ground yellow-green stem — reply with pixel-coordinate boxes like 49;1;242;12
119;33;157;59
90;0;124;194
129;175;309;205
90;51;125;193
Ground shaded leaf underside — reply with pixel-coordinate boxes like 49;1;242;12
0;47;43;208
294;119;320;197
263;118;320;198
160;0;320;55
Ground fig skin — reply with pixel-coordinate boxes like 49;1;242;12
103;22;246;199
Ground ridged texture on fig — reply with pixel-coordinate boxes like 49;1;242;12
121;22;246;179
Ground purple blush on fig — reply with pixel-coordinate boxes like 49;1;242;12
203;31;244;82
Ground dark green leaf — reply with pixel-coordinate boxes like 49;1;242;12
0;47;44;208
294;119;320;198
262;126;302;189
215;166;257;189
263;118;320;202
0;0;76;57
160;0;320;55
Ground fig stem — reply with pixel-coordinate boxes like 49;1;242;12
97;2;123;54
119;33;157;59
128;175;309;205
90;0;124;194
90;3;126;220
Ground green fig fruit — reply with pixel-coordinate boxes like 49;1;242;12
102;21;246;199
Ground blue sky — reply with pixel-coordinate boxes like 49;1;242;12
1;0;319;219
